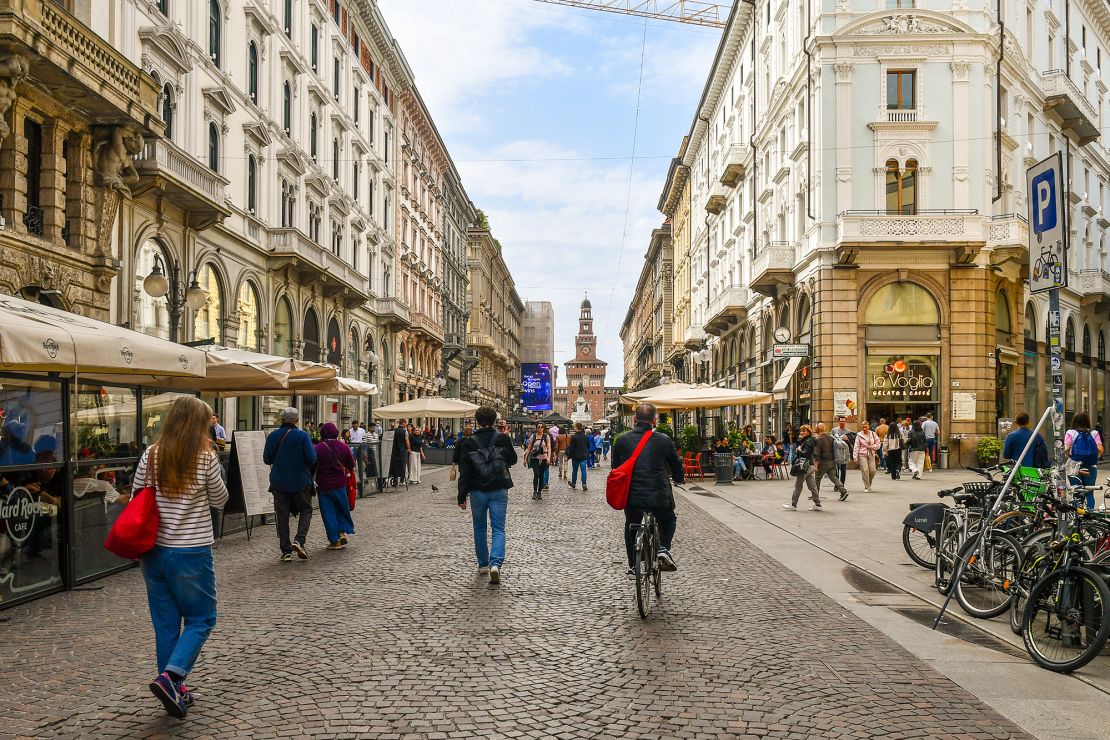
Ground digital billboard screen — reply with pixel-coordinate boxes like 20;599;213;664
521;363;553;412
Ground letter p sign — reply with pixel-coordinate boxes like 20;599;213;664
1031;169;1057;234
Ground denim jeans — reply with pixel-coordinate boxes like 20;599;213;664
141;545;217;679
571;459;588;486
1071;463;1098;509
317;487;355;544
542;463;550;487
470;488;507;567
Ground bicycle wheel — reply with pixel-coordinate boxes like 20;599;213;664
953;532;1022;619
903;524;937;569
1022;565;1110;672
1010;544;1055;635
633;530;653;619
652;524;662;598
935;517;962;594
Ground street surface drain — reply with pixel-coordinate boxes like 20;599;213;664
892;607;1026;658
842;565;898;594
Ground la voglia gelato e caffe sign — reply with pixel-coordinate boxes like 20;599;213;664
867;356;937;402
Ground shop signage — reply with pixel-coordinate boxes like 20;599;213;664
1;487;37;545
834;391;858;418
952;392;977;422
773;343;810;358
866;355;938;402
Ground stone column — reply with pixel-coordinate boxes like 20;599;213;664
833;61;853;211
66;131;94;254
951;61;971;206
40;119;69;245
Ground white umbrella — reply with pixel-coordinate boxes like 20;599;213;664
625;384;773;411
286;376;377;396
0;294;206;377
373;397;479;419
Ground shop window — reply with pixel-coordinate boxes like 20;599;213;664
303;307;321;363
157;0;168;15
1083;326;1092;362
885;158;917;215
0;378;64;604
193;264;224;342
23;118;43;236
248;42;259;103
995;291;1012;346
886;70;915;110
1066;319;1076;354
209;0;221;68
274;297;294;357
333;138;340;181
237;281;262;352
333;57;341;101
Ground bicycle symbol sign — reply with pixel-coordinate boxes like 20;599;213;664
1051;355;1062;371
1027;154;1067;294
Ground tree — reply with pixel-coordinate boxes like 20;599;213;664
475;209;490;230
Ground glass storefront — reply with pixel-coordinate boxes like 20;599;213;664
864;352;939;422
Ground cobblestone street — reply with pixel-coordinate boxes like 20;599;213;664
1;467;1029;739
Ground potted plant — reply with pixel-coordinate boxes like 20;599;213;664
975;435;1003;465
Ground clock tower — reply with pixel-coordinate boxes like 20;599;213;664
562;294;609;421
575;296;596;361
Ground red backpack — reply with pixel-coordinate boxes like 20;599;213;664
606;430;653;510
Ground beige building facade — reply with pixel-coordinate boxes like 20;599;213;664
465;226;522;411
620;225;673;393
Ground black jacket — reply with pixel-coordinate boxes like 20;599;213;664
567;431;591;462
794;435;817;469
456;427;518;504
610;423;684;511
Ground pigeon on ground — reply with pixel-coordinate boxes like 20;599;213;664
431;484;439;492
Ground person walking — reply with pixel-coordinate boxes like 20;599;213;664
884;419;905;480
567;422;591;490
785;424;820;511
457;406;518;584
922;413;940;466
387;419;409;485
853;420;881;493
814;422;848;503
905;420;928;480
525;423;552;499
263;407;316;561
1002;411;1049;469
875;418;889;471
313;422;356;550
1065;411;1104;510
601;428;612;461
348;420;366;493
407;423;425;484
136;396;229;720
613;403;684;574
829;417;853;484
783;423;796;464
554;428;569;479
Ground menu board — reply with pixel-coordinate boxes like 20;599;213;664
952;392;977;422
226;431;274;517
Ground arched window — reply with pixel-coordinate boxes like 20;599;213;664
207;122;219;172
161;83;174;141
247;153;257;213
332;138;339;181
193;264;223;342
209;0;221;68
303;308;320;362
1066;318;1076;352
1083;325;1092;361
248;42;258;102
274;297;293;356
282;81;292;135
995;291;1012;345
1024;303;1037;342
237;281;261;351
398;341;406;371
347;326;359;377
135;240;172;340
864;282;939;325
326;317;342;366
885;158;918;214
309;112;317;158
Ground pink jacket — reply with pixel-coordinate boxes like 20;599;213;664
853;430;880;460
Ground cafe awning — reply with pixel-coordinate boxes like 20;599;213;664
373;397;479;419
286;376;377;396
0;294;206;377
623;383;773;411
771;357;803;399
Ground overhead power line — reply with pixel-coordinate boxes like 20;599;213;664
530;0;728;28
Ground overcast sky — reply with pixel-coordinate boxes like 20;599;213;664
379;0;720;385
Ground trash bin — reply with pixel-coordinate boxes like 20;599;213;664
937;445;950;470
714;453;734;485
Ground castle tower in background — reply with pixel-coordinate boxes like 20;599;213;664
562;295;609;421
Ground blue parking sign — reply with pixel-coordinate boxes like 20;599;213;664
1030;169;1057;234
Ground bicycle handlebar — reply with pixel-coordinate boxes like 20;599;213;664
937;487;964;498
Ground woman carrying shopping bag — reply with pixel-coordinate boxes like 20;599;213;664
853;420;881;493
133;396;229;720
525;423;552;500
314;422;357;550
785;425;821;511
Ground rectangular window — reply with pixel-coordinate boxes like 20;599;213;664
884;0;914;6
310;24;318;69
354;88;360;122
333;58;341;100
333;0;341;24
23;118;43;236
284;0;292;36
885;70;915;110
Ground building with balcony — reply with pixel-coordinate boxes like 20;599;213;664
465;225;522;411
440;165;474;399
640;1;1110;445
621;224;673;392
659;137;694;379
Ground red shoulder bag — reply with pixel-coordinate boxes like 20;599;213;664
104;446;160;560
605;430;653;511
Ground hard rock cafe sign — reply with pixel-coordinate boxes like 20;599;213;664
1;487;37;545
867;356;937;402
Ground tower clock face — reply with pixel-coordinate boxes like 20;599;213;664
582;346;591;355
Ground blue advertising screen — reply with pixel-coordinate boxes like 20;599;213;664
521;363;553;412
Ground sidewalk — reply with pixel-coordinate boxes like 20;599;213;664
678;464;1110;739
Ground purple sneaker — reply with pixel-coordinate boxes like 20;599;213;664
178;683;195;707
149;672;188;719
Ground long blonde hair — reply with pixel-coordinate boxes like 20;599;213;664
152;395;214;497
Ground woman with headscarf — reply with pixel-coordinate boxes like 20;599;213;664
314;422;356;550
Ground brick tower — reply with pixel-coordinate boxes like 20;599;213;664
563;295;608;421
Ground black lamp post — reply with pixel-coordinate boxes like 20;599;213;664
142;255;207;344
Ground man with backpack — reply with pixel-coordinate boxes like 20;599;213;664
456;406;518;584
567;423;591;490
263;407;317;561
814;422;848;504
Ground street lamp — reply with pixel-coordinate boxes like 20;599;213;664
434;373;447;394
143;255;207;344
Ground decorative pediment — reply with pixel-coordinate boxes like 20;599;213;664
278;147;309;177
138;25;192;76
329;193;351;216
243;121;272;148
202;86;237;117
837;10;974;37
243;0;280;36
306;172;333;197
280;48;309;76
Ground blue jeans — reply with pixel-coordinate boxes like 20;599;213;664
543;464;550;487
470;489;507;567
926;438;937;462
602;441;611;458
734;456;746;476
141;545;217;679
317;487;355;544
1071;463;1098;509
571;459;588;487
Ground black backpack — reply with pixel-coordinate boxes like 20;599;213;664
467;433;507;487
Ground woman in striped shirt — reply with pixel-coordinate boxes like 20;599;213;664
134;395;228;720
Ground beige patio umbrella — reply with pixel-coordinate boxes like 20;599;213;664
372;397;479;419
626;384;773;411
82;348;290;393
285;376;378;395
0;294;206;377
620;382;697;404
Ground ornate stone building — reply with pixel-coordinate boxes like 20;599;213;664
440;165;474;398
465;225;522;410
621;224;673;393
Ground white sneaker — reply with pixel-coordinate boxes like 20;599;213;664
864;487;871;493
478;566;490;574
489;565;501;584
782;503;797;510
810;503;823;511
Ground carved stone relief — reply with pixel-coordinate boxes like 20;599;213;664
0;54;29;141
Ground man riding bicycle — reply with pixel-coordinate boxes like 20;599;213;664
611;402;685;575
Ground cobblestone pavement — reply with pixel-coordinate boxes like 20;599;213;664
1;466;1030;739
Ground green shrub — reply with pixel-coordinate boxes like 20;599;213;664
976;435;1003;464
677;424;701;453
